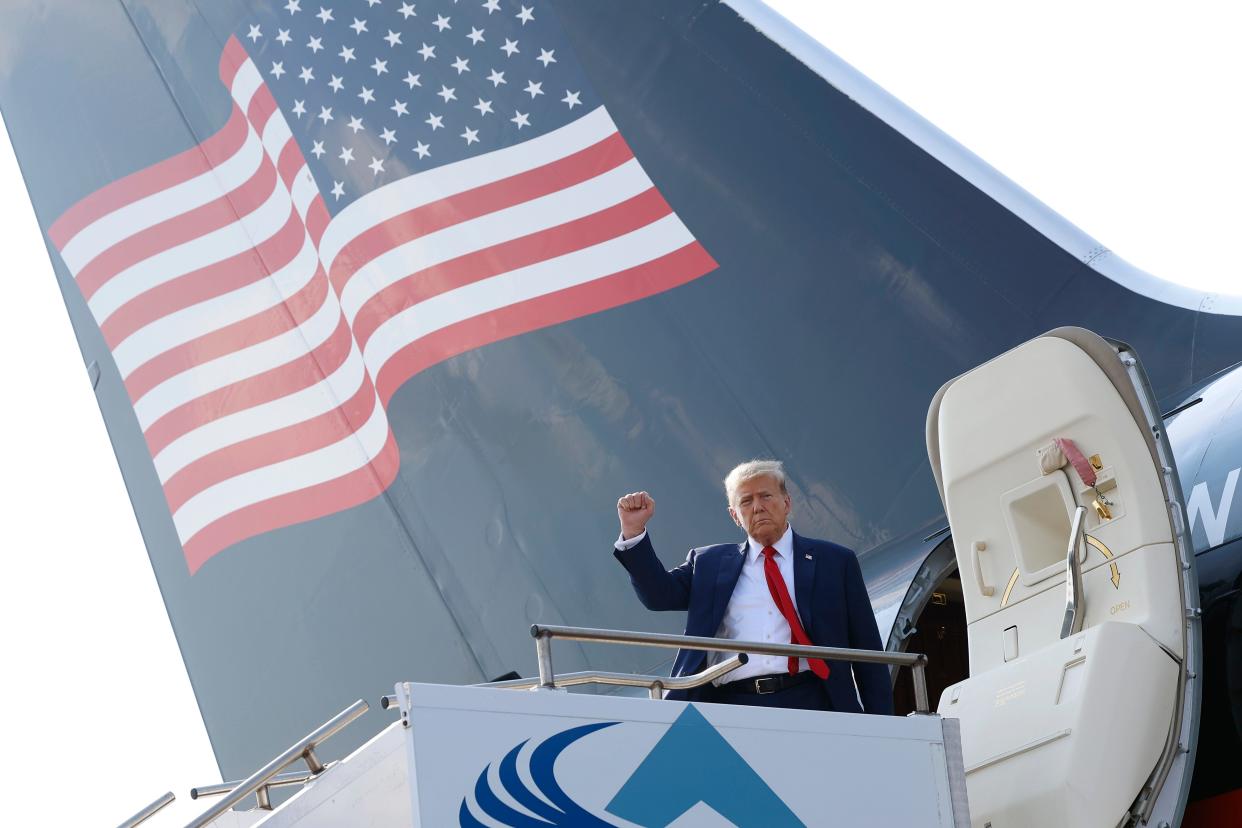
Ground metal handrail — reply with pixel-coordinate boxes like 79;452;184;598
531;624;933;713
116;791;174;828
190;769;318;800
1060;506;1088;639
184;699;368;827
482;654;749;699
379;654;749;709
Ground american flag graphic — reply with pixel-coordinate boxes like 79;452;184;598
47;0;716;573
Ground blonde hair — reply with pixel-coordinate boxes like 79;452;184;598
724;459;788;505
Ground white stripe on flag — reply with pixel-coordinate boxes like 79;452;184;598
230;60;264;113
59;131;266;274
153;342;369;482
363;213;694;377
319;105;619;270
133;286;341;428
338;157;653;321
261;114;293;163
89;175;292;325
173;393;389;542
112;232;321;378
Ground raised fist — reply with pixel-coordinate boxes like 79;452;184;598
617;491;655;540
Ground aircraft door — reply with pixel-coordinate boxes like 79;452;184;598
927;328;1201;828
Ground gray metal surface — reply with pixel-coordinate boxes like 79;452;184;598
190;770;313;801
185;700;368;828
940;717;972;828
114;791;174;828
1061;507;1088;639
483;653;747;694
532;623;931;711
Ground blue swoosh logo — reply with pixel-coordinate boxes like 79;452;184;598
460;705;804;827
460;721;622;827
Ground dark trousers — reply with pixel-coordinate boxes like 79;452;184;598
710;678;832;711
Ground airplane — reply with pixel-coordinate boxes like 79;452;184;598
1;0;1239;824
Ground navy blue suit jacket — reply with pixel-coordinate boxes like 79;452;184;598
614;532;894;715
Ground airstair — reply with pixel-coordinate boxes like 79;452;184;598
122;625;968;827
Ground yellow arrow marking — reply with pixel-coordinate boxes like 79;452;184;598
1085;535;1121;589
998;537;1119;610
1000;568;1021;607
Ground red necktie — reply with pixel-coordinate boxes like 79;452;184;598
762;546;830;679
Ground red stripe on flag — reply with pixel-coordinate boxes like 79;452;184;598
124;268;330;402
246;86;279;136
182;429;401;574
77;155;280;301
101;207;305;348
218;36;250;90
351;187;673;350
48;106;250;249
143;312;354;456
374;241;718;403
306;197;330;246
277;139;306;190
328;131;634;296
162;372;380;513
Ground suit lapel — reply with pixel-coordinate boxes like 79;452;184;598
792;532;816;635
710;541;748;635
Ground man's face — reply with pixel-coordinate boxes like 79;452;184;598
728;475;791;546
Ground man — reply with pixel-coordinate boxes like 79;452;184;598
614;460;893;714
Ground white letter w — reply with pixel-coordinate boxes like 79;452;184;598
1187;468;1240;549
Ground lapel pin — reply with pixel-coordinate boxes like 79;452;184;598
804;554;812;560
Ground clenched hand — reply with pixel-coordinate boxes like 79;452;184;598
617;491;655;540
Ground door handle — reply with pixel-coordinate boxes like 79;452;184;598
972;540;995;596
1061;507;1088;639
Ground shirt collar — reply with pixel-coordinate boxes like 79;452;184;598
745;524;794;563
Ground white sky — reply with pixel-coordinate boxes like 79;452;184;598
1;2;1238;824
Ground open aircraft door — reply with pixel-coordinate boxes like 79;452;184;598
927;328;1202;827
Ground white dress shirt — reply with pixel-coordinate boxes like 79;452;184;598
616;525;809;684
